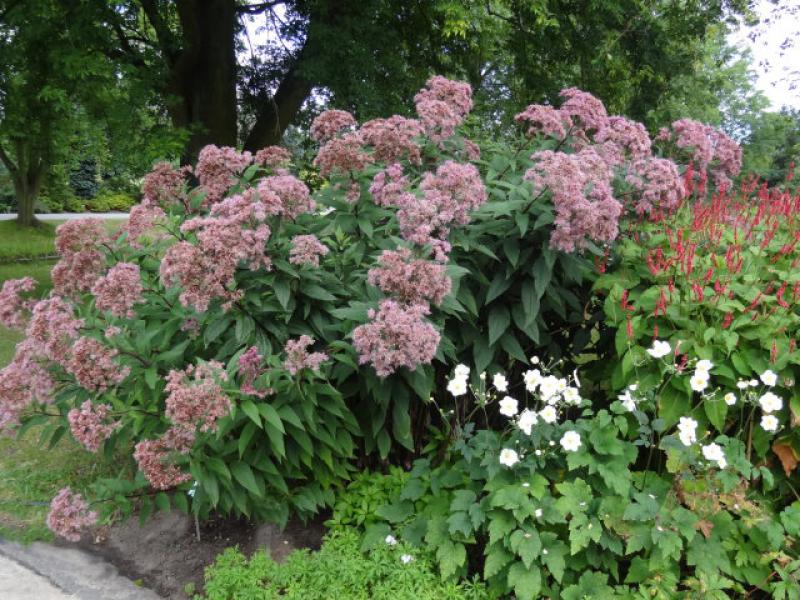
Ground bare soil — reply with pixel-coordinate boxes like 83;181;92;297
66;511;327;599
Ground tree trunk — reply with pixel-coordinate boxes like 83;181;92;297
0;143;43;227
15;183;40;227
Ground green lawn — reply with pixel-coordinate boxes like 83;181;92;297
0;219;125;542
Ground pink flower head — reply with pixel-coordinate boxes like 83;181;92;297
313;132;372;178
352;299;439;377
134;427;194;491
289;234;329;267
368;248;451;306
67;337;130;393
55;219;107;256
626;158;686;214
165;361;230;433
669;119;714;168
26;296;83;362
0;339;55;432
414;76;473;141
514;104;570;139
52;219;107;298
369;164;413;208
238;346;272;398
195;145;253;205
67;401;120;452
122;202;167;248
359;116;424;164
47;487;97;541
0;277;36;330
255;145;292;168
259;175;314;219
92;262;143;318
160;241;225;313
311;109;358;143
284;335;328;375
141;162;191;208
594;116;651;160
559;88;608;134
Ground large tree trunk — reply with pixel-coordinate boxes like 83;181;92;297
14;179;41;227
0;143;43;227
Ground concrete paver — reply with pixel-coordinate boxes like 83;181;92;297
0;553;75;599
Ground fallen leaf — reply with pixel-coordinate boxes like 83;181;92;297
695;519;713;539
772;441;799;477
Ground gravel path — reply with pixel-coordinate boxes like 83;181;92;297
0;213;128;221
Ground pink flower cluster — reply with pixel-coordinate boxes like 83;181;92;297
26;296;83;362
284;336;328;375
164;361;230;433
661;119;742;191
122;202;167;249
238;346;272;398
255;145;292;168
258;175;315;219
359;116;423;164
289;234;329;267
66;337;130;392
524;149;622;251
594;116;651;160
0;277;36;330
195;145;252;204
559;87;608;133
310;110;357;143
626;158;686;214
46;487;97;541
370;164;412;208
352;300;439;377
0;339;55;431
51;219;107;298
141;162;191;207
514;104;569;139
394;161;487;259
133;427;194;490
163;192;273;312
313;133;372;179
67;401;120;452
92;262;143;318
368;248;451;306
414;76;473;141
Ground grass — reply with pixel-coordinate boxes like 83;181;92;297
0;218;126;542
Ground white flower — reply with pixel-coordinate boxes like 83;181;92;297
447;377;467;397
534;449;542;456
539;405;558;424
618;390;636;412
563;387;581;406
647;339;671;358
385;535;397;546
522;482;530;488
760;414;780;432
499;396;519;417
628;383;638;391
479;371;486;380
517;409;538;435
534;508;543;518
493;373;508;392
749;379;759;387
523;369;542;392
454;364;470;379
760;369;778;387
758;391;783;413
695;359;714;373
539;376;560;400
701;443;727;469
689;371;709;392
724;393;737;406
560;430;582;452
677;417;697;446
556;378;568;393
530;356;540;365
400;554;414;564
499;448;519;467
736;380;749;390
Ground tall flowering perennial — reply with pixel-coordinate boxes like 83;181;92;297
594;116;652;161
558;87;608;134
67;401;120;452
67;337;130;393
255;145;292;168
313;132;372;179
195;145;253;204
141;162;191;207
369;164;413;208
51;219;107;298
289;234;329;267
0;339;55;431
359;116;424;165
310;109;358;143
47;488;98;541
414;75;473;142
122;202;167;248
0;277;36;330
238;346;271;398
92;262;143;318
352;300;439;377
514;104;569;140
259;175;315;220
25;296;83;361
284;336;328;375
625;158;686;214
164;361;231;433
133;427;195;491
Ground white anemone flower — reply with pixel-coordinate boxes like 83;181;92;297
677;416;697;446
701;443;727;469
499;448;519;467
760;369;778;387
723;393;737;406
453;364;470;379
618;390;636;412
647;340;671;358
523;369;542;392
539;405;558;424
538;376;560;400
736;380;749;390
689;371;709;392
760;414;780;432
400;554;414;564
563;387;581;405
385;535;397;546
758;392;783;413
493;373;508;392
517;409;538;435
447;377;467;397
498;396;519;417
695;359;713;373
559;430;582;452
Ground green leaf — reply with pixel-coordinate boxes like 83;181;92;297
437;541;466;579
231;462;263;497
507;562;542;600
484;546;514;579
302;284;336;302
155;492;170;512
488;306;511;346
704;399;727;431
258;404;284;432
486;271;513;303
238;421;258;457
273;279;290;309
240;400;261;426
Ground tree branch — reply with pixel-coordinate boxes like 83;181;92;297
138;0;180;65
236;1;285;15
0;144;17;176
